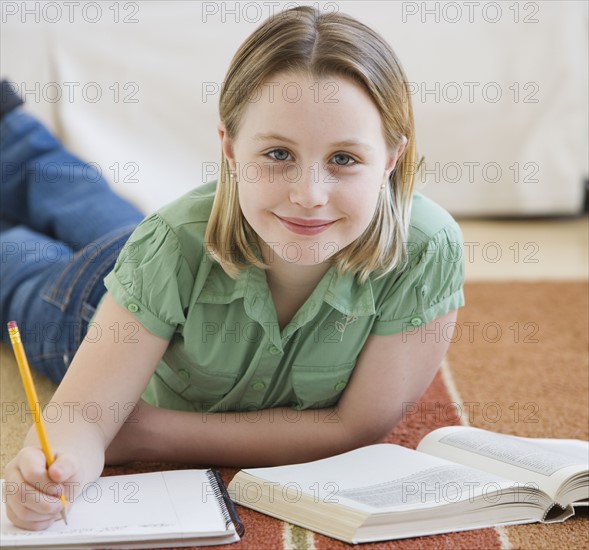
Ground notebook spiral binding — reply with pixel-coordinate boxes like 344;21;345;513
206;469;246;537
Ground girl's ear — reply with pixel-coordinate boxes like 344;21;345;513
218;121;237;172
384;135;408;177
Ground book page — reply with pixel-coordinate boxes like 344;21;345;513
417;426;588;498
236;444;515;513
335;464;512;510
1;470;233;547
516;438;589;464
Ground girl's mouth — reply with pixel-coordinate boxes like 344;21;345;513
276;215;337;235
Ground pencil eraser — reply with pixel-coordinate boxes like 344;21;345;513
7;321;17;329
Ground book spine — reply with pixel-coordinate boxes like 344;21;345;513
206;469;246;537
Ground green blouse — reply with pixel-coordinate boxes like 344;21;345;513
100;180;465;413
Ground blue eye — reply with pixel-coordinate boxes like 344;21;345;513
333;153;356;166
267;149;290;161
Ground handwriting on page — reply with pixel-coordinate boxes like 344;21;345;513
6;523;175;538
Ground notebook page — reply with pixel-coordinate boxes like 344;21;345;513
1;470;230;546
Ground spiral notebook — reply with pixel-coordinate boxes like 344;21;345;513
1;469;244;549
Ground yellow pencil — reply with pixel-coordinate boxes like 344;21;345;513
7;321;68;525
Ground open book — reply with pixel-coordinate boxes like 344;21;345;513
228;426;589;544
1;469;244;549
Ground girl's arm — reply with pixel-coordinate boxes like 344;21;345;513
105;310;458;467
5;292;170;530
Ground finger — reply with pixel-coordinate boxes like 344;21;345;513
16;447;52;485
12;448;65;508
6;503;61;532
9;448;58;500
5;480;65;525
47;453;79;485
4;450;64;530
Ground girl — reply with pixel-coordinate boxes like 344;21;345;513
2;6;464;530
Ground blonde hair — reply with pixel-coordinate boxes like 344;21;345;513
205;5;423;284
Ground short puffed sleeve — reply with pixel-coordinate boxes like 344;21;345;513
103;213;194;339
371;221;465;336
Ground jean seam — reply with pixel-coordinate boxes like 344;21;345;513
31;351;70;361
71;253;114;351
36;225;136;359
72;224;137;352
80;302;96;322
41;224;137;309
30;255;112;366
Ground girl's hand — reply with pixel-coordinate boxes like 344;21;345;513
4;447;79;531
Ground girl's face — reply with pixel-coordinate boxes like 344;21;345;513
218;71;406;267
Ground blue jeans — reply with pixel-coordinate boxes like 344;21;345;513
0;110;145;383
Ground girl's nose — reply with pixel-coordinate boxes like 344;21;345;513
288;166;330;208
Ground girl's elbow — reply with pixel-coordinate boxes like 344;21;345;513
346;411;401;448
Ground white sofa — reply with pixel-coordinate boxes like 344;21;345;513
2;0;587;216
